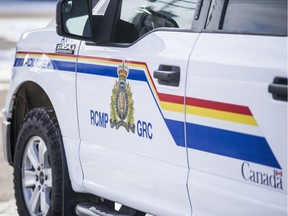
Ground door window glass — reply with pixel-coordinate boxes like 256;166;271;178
114;0;200;43
222;0;287;35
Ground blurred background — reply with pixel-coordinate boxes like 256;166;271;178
0;0;56;215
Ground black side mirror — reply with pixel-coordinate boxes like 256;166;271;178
56;0;92;41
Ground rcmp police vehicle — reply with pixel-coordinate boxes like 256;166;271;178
1;0;287;215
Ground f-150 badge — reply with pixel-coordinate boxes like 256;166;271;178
55;38;76;54
110;62;135;133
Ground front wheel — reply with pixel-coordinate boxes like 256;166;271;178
13;107;63;216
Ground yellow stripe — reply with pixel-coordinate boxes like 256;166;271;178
186;106;258;126
131;64;161;103
17;53;41;58
15;53;258;127
160;101;184;113
16;53;26;57
127;62;144;68
78;57;120;66
17;53;76;61
50;55;76;61
160;102;257;126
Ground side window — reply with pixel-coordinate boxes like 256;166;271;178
114;0;200;43
221;0;287;35
61;0;92;38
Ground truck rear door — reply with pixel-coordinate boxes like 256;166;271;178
186;0;287;215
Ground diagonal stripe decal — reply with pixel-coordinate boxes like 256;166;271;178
14;51;280;168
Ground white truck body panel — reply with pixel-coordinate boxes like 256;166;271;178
2;0;287;215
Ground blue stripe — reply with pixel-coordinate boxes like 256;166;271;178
187;123;281;169
166;119;280;169
77;63;147;81
14;57;281;169
128;68;147;81
165;119;185;147
15;58;148;82
14;58;24;67
52;60;75;72
78;63;117;78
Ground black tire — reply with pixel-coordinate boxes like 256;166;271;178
13;107;63;216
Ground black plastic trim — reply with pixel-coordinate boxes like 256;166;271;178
153;65;180;87
192;0;212;30
202;29;288;37
268;77;288;102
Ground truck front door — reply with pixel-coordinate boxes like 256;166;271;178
76;0;202;215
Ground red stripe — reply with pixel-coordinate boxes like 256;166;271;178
17;51;77;59
186;97;252;116
79;55;122;63
17;51;252;116
158;93;251;116
158;93;184;104
126;60;159;100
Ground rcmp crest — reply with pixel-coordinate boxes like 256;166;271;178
110;61;135;133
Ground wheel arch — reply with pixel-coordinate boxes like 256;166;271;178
8;81;53;165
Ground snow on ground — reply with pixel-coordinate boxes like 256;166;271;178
0;17;54;43
0;1;56;213
0;199;17;216
0;1;55;86
0;17;53;83
0;0;56;16
0;47;15;83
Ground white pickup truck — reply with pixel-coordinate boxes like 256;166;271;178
1;0;287;215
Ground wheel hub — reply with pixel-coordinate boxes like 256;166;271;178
21;136;53;216
39;171;45;185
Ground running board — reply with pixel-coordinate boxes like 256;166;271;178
75;202;133;216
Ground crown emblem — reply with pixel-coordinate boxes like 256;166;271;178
117;62;129;81
110;61;135;133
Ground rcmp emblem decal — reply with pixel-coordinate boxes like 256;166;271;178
110;61;135;133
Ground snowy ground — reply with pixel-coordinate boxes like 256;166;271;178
0;1;55;214
0;1;55;84
0;17;53;83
